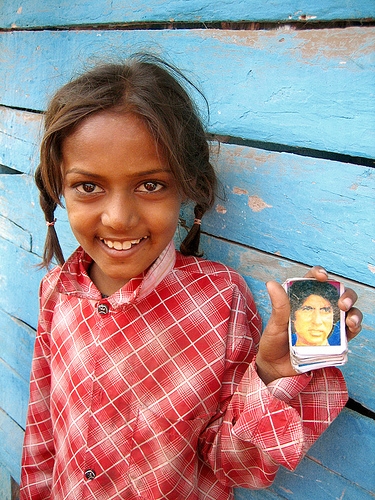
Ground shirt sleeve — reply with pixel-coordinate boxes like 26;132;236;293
200;360;347;489
199;279;348;490
20;279;56;500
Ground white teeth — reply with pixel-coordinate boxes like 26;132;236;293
114;241;124;250
101;237;145;250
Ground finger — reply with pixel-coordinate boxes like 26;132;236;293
339;287;358;311
303;266;329;281
265;281;290;333
345;307;363;340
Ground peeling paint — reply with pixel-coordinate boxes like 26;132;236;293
248;195;272;212
369;264;375;274
200;27;375;62
233;187;248;196
293;27;375;62
216;204;227;214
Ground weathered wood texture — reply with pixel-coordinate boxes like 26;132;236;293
0;3;374;499
2;0;375;28
1;28;374;159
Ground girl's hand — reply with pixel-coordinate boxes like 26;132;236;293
255;266;363;385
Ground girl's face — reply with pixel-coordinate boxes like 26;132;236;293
62;111;182;296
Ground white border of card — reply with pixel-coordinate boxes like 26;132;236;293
283;278;348;373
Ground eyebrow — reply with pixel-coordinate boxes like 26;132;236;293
64;167;172;179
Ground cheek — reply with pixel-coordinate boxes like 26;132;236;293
293;315;306;332
324;315;334;327
150;200;181;231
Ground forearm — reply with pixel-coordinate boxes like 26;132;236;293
200;361;347;488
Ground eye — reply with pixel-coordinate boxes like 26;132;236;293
136;181;164;193
321;307;333;313
76;183;102;194
300;306;314;312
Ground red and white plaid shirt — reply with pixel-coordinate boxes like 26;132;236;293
20;241;347;499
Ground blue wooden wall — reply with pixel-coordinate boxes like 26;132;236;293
1;1;374;498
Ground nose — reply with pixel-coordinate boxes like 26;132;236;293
101;193;139;231
311;309;324;325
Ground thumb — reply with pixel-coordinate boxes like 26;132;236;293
257;281;295;383
265;280;290;334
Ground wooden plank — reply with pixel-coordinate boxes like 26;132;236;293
0;359;29;429
1;0;374;28
198;234;375;413
0;309;34;383
306;408;375;494
0;237;45;329
1;110;374;286
186;144;375;288
0;106;41;175
0;408;23;484
0;173;45;255
234;486;283;499
0;171;77;259
0;215;31;252
0;28;374;158
0;466;12;500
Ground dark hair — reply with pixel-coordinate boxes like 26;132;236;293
289;280;341;326
36;54;217;267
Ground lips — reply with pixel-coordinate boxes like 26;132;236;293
100;236;148;251
309;330;325;336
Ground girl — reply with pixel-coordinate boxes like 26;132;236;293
20;54;362;499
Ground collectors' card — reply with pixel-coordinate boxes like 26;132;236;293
283;278;348;373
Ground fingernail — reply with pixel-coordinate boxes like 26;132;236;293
342;297;352;311
350;313;360;327
319;268;328;277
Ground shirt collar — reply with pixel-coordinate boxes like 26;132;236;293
56;240;176;307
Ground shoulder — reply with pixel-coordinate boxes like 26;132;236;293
172;251;262;342
36;265;63;332
174;251;253;298
175;251;244;279
38;247;84;305
39;265;62;300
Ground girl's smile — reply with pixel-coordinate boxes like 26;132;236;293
62;111;182;296
99;236;148;251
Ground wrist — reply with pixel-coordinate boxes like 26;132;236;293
255;355;299;385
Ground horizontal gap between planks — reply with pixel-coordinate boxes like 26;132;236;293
0;164;23;175
346;398;375;420
2;104;44;114
211;134;375;168
1;19;375;33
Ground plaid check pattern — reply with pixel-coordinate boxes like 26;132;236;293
20;242;347;499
